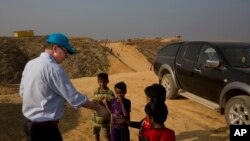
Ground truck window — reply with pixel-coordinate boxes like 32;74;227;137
222;46;250;67
180;43;201;63
159;43;180;57
198;45;219;68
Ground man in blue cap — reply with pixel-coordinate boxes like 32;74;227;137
19;33;109;141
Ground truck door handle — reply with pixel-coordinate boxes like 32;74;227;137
176;62;181;67
194;68;201;73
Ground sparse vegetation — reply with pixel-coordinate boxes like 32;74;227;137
125;38;180;64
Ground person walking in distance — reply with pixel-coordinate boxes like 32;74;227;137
19;33;108;141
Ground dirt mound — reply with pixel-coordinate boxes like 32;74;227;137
0;36;170;85
0;37;111;84
0;37;29;84
63;38;110;78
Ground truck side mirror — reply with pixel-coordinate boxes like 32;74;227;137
206;60;220;68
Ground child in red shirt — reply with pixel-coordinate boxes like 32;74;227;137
129;84;167;140
141;102;175;141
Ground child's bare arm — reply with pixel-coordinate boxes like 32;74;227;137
120;98;128;117
102;97;112;114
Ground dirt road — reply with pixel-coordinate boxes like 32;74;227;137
103;42;229;141
71;71;229;141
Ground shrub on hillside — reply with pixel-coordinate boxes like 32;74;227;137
0;37;29;84
125;38;182;64
63;40;110;78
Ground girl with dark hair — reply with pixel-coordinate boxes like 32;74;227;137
142;102;175;141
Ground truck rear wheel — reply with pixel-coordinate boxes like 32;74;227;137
225;95;250;125
161;74;178;99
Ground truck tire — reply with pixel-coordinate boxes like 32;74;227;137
225;95;250;125
160;74;178;99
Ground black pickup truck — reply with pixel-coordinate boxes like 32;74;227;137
153;41;250;125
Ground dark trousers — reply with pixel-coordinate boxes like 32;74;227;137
24;117;63;141
110;126;130;141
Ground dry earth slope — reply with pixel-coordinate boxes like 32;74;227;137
104;42;152;74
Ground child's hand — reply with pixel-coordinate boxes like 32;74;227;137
102;96;108;104
102;96;112;114
117;95;124;103
114;116;125;124
114;117;130;125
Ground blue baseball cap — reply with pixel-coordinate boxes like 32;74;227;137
46;33;76;55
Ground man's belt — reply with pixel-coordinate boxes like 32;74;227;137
26;117;59;126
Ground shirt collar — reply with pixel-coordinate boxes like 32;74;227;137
40;52;57;63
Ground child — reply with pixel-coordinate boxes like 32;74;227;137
129;84;166;140
107;81;131;141
142;102;175;141
92;72;115;141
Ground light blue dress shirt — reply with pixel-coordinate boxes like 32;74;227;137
20;52;88;122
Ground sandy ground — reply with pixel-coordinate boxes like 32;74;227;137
0;42;229;141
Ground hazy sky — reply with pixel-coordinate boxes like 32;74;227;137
0;0;250;41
